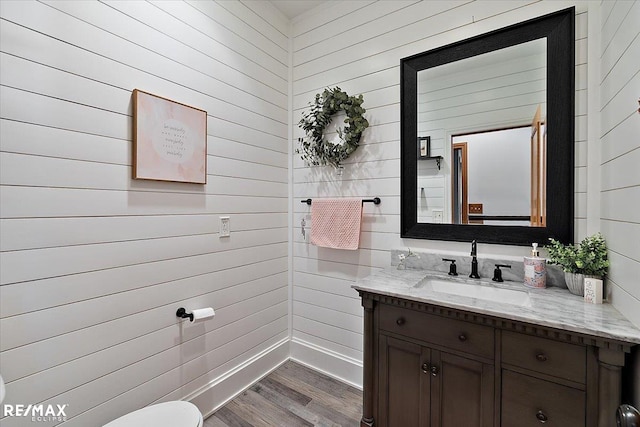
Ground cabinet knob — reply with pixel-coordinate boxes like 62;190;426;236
421;363;430;374
396;317;406;326
536;410;548;423
536;353;548;362
458;333;467;342
430;365;439;377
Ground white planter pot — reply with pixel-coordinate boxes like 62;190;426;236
564;272;602;296
564;272;585;296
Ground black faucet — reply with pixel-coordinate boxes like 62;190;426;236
469;240;480;279
442;258;458;276
492;264;511;282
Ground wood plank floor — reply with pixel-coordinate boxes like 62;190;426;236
204;361;363;427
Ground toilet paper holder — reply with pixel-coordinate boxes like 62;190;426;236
176;307;194;322
176;307;215;322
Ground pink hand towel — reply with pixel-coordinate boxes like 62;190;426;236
310;198;363;250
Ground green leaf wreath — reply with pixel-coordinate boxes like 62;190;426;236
297;87;369;168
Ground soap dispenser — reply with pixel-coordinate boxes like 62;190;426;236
524;243;546;288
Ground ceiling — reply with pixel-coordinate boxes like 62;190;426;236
270;0;326;20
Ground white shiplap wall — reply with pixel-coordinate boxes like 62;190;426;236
2;0;637;420
0;1;289;425
290;0;592;387
599;1;640;338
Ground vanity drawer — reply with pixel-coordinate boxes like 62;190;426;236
378;303;494;359
502;370;585;426
502;330;586;384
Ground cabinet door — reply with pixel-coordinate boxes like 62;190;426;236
430;350;494;427
379;335;430;427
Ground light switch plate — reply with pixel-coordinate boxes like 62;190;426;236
219;216;230;237
433;210;443;223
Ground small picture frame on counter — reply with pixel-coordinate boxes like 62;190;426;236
584;277;603;304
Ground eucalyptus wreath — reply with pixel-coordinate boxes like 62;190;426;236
297;87;369;168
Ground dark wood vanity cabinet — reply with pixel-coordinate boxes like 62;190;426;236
377;303;494;427
379;335;494;427
501;330;589;426
359;292;633;427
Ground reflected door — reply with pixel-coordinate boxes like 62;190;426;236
530;106;546;227
452;143;468;224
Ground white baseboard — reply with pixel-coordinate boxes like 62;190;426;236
290;337;363;390
188;336;362;420
189;337;290;419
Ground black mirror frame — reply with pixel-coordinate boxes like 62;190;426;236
401;7;575;245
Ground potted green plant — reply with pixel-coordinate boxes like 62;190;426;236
546;233;610;296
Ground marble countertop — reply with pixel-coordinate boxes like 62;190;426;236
352;268;640;345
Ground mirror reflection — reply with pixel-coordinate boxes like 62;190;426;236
416;39;547;226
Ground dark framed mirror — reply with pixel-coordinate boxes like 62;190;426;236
401;7;574;245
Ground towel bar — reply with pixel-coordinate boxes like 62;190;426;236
301;197;381;205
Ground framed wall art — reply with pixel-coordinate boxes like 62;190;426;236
417;136;431;158
132;89;207;184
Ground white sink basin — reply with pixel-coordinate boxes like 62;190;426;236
415;277;532;307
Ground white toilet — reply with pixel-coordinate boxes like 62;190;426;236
103;401;203;427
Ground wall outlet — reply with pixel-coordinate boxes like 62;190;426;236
219;216;230;237
433;210;443;223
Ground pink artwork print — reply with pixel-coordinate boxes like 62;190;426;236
134;90;207;184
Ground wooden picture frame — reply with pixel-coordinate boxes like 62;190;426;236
132;89;207;184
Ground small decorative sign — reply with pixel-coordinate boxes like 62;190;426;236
584;277;603;304
132;89;207;184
